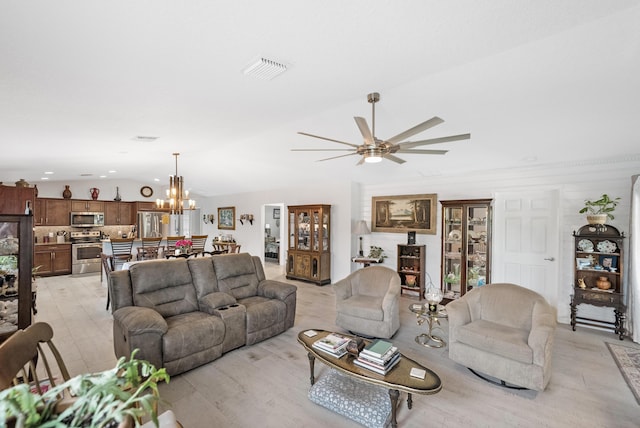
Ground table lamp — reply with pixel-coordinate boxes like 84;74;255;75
353;220;370;256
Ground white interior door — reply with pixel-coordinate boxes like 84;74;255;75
492;190;560;308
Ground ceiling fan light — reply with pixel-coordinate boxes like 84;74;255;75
364;155;382;163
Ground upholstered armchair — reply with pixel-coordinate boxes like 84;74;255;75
447;283;557;391
334;266;400;339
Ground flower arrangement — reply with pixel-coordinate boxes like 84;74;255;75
175;239;192;249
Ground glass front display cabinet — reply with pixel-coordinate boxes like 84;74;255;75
440;199;492;299
0;214;34;341
286;205;331;285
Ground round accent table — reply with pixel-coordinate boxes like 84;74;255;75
409;303;448;348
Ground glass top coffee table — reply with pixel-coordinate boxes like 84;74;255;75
297;329;441;428
409;303;448;348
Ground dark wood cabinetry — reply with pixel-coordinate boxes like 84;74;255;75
0;215;33;341
397;244;426;299
34;198;71;226
0;185;35;215
104;201;134;225
34;244;72;276
571;224;625;339
440;199;492;299
71;200;104;212
286;205;331;285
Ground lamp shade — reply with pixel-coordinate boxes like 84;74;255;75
353;220;370;235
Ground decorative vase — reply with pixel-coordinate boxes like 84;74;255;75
34;184;38;197
587;214;608;225
425;284;444;312
405;274;416;287
62;185;72;199
90;187;100;200
577;278;587;289
15;178;29;187
596;276;611;290
114;186;122;202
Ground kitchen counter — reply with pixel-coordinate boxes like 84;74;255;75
35;242;71;246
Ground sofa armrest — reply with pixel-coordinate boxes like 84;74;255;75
445;298;472;343
528;302;557;366
198;292;237;314
113;306;168;335
333;277;352;301
258;280;297;301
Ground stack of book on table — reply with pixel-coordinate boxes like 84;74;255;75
354;339;400;375
312;333;351;357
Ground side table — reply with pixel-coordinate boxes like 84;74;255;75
351;256;383;268
409;303;448;348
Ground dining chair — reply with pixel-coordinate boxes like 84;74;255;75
101;253;114;310
0;322;71;393
110;238;135;271
190;235;208;254
229;243;241;253
137;237;163;261
212;243;227;253
164;236;185;255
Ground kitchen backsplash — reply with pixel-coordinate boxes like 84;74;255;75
34;225;135;242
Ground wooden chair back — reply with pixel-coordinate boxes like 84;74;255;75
164;236;185;253
137;237;162;260
190;235;208;253
229;243;241;253
110;238;135;270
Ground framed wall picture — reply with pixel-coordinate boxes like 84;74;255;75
576;257;593;270
371;194;437;234
218;207;236;230
273;208;280;219
599;255;618;271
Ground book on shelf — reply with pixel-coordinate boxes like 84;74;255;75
361;339;393;359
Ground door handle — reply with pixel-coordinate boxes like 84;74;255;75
544;257;555;261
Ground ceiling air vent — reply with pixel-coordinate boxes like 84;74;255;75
243;57;288;81
132;136;159;142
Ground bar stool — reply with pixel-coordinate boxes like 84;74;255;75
110;238;135;271
190;235;208;254
137;237;163;260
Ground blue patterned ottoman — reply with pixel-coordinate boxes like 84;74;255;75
308;369;391;428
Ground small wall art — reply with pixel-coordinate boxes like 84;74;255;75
218;207;235;230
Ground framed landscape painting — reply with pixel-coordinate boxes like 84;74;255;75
371;194;437;234
218;207;236;230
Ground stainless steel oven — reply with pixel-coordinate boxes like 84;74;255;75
70;231;102;274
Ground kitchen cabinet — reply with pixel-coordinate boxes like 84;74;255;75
34;244;71;276
0;215;34;341
34;198;71;226
440;199;492;299
397;244;426;299
286;204;331;285
104;201;134;225
571;224;626;339
71;200;104;212
0;185;36;215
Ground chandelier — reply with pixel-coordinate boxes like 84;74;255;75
156;152;195;214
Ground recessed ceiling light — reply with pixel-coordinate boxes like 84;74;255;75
132;136;159;142
109;170;117;174
154;178;160;182
100;175;107;178
44;171;54;175
243;57;288;80
41;177;49;180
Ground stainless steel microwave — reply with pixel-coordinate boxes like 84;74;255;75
70;212;105;227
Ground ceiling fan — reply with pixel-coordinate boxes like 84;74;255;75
293;92;470;165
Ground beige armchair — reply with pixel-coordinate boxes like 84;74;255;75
333;266;400;339
447;283;557;391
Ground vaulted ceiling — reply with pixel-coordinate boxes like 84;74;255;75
1;1;639;196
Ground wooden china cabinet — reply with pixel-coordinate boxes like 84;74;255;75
440;199;492;299
286;205;331;285
571;224;625;339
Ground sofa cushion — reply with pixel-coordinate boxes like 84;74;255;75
336;295;384;322
455;319;532;364
162;311;225;362
239;296;285;333
129;260;199;318
187;257;220;299
213;254;260;299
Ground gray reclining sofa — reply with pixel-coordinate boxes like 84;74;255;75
109;253;297;375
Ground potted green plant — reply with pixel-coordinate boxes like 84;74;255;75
367;246;387;260
0;351;169;428
579;194;620;225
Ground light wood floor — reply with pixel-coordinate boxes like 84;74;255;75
33;265;640;427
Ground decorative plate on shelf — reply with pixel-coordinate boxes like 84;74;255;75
448;230;462;241
577;239;594;252
597;240;617;253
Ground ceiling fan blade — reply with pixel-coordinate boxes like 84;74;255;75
386;116;444;144
356;157;365;166
396;133;471;149
297;132;359;148
291;149;354;152
384;154;406;164
317;152;359;162
396;149;448;155
354;117;374;145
